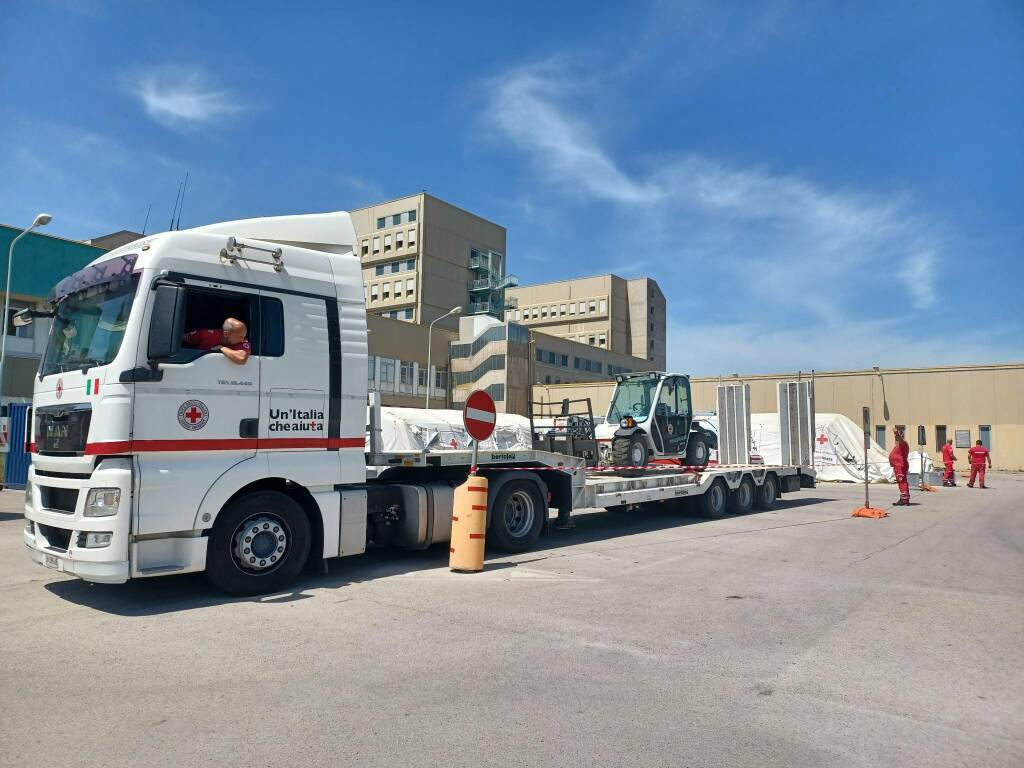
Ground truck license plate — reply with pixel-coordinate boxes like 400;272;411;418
44;554;59;570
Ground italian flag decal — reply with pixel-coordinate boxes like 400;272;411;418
86;378;100;396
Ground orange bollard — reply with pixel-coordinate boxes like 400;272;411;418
449;475;488;572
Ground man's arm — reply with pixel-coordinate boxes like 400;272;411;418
219;346;250;365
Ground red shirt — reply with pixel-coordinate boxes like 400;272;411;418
889;440;909;472
184;328;251;353
967;445;989;466
941;444;955;464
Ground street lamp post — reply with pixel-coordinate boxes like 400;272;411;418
1;213;52;406
425;306;462;409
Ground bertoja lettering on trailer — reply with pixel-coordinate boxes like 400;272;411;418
268;408;325;432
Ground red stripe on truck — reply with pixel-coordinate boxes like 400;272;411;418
83;436;364;455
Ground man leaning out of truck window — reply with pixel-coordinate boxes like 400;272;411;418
183;317;251;365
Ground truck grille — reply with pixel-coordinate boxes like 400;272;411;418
40;486;78;514
36;523;73;552
34;405;92;455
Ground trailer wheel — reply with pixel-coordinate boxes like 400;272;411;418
488;480;546;553
612;434;648;477
697;479;728;519
754;474;778;511
727;476;755;515
205;490;312;596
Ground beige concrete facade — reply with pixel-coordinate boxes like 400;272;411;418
507;274;666;369
350;193;507;331
533;363;1024;471
366;313;456;408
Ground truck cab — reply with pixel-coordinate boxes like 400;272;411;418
23;213;370;593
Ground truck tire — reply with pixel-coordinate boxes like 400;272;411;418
488;480;546;553
612;434;648;477
206;490;312;596
754;474;778;511
697;479;728;519
727;476;755;515
685;433;710;467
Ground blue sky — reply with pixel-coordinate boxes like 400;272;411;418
2;0;1021;373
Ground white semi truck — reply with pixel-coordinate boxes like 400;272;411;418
20;212;815;595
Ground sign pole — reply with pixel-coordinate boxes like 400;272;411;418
471;438;479;475
862;406;871;510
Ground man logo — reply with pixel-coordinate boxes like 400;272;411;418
177;400;210;431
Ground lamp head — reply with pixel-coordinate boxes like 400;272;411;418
32;213;53;228
450;306;463;315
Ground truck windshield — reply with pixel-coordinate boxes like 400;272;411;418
607;378;659;422
39;273;138;377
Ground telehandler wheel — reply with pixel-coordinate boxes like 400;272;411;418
727;476;755;515
612;434;648;477
753;474;779;511
488;480;546;553
205;490;312;596
697;479;728;519
684;433;710;468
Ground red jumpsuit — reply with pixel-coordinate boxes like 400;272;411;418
941;443;956;485
889;439;910;504
967;445;990;488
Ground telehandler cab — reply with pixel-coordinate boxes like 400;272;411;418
596;372;716;476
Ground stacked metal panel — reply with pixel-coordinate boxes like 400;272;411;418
716;383;751;465
778;381;813;467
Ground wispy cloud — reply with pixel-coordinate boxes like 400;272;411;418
482;62;945;330
128;67;245;127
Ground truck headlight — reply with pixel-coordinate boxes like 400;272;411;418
619;417;636;429
82;531;113;548
24;480;33;504
84;488;120;517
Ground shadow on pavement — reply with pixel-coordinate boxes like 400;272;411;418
43;494;828;617
0;512;24;522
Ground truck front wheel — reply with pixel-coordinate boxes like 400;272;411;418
612;434;648;477
206;490;312;596
488;480;546;553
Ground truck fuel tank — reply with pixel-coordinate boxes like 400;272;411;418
365;482;456;550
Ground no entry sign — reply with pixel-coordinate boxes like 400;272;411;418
463;389;497;443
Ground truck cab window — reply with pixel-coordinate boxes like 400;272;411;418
175;287;257;363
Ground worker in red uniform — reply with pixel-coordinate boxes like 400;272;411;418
941;439;957;487
966;440;992;489
889;426;911;505
184;317;251;365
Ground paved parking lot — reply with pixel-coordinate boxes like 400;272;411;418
1;476;1022;768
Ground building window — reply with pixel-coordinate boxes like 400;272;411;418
382;285;390;300
402;308;414;320
370;284;379;302
569;303;575;315
375;265;384;276
405;259;415;270
418;367;428;387
408;228;416;247
578;301;586;314
598;334;606;346
408;209;417;222
574;357;581;370
547;351;557;365
435;368;446;390
935;425;947;452
396;232;404;248
400;361;414;385
384;234;392;251
380;358;395;385
372;236;380;254
541;307;548;318
589;300;596;313
649;322;654;332
376;217;386;229
594;361;602;373
598;298;607;314
650;339;654;349
361;240;369;256
535;348;543;362
406;278;415;295
559;304;566;316
391;213;404;227
979;425;991;449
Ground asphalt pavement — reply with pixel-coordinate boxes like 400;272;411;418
1;475;1022;768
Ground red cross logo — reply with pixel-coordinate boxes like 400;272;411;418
177;399;209;431
309;421;320;430
56;378;64;399
817;433;828;445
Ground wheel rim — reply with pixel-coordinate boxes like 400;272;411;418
710;484;725;512
630;440;646;466
694;440;707;464
232;514;289;574
504;490;536;538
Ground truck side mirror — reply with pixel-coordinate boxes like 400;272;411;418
148;284;186;360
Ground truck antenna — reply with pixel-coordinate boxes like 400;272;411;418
175;171;190;230
169;179;183;231
142;203;152;236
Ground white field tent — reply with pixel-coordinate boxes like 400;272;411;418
748;412;934;483
371;407;533;452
